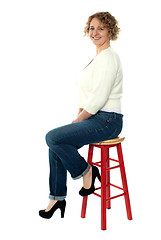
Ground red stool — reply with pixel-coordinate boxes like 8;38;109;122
81;137;132;230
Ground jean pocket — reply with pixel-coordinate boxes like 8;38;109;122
96;112;123;130
95;112;111;123
111;117;123;128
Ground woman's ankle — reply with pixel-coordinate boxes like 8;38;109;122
83;167;92;189
45;200;57;212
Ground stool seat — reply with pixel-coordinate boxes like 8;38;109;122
93;137;125;145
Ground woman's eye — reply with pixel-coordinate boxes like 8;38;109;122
89;27;104;31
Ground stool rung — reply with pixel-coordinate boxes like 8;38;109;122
95;184;123;191
93;161;101;167
110;183;123;190
95;187;101;191
93;192;101;198
106;165;120;171
109;158;119;163
93;191;125;201
106;193;125;201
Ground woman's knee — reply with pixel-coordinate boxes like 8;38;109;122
45;128;61;147
45;124;73;147
45;129;56;147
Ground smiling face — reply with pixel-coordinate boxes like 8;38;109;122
88;17;111;50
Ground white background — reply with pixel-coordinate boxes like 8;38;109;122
0;0;161;239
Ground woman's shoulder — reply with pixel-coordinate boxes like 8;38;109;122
95;47;121;68
101;47;120;61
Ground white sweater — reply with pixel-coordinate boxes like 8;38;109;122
78;46;123;115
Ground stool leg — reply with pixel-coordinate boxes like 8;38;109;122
81;196;88;218
101;146;107;230
106;148;111;209
117;143;132;220
81;145;94;218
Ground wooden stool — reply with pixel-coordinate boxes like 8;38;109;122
81;137;132;230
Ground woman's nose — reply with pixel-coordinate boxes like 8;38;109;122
93;29;98;35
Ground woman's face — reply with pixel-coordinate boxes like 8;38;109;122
89;18;111;48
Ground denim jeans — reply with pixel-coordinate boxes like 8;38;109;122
45;111;123;200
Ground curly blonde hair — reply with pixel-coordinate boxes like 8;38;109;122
84;12;120;40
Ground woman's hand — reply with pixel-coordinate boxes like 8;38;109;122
72;109;92;123
77;108;83;116
72;118;79;123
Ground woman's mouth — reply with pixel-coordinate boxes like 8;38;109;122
93;37;101;40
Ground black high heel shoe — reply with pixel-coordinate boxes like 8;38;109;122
79;165;101;197
39;200;66;219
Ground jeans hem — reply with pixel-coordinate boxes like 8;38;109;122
49;194;66;200
72;163;91;180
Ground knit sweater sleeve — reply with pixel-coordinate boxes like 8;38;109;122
84;54;117;115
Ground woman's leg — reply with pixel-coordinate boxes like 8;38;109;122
48;149;67;200
45;112;123;201
44;150;67;212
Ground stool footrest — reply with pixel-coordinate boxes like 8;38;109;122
93;191;125;201
106;193;125;201
93;161;101;167
95;184;123;191
93;162;121;171
94;183;124;199
109;158;119;163
110;183;123;190
107;165;120;171
95;187;101;191
93;192;101;198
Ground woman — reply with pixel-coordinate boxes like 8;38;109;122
39;11;123;219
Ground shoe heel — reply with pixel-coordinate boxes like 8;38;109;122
60;201;66;218
96;168;101;182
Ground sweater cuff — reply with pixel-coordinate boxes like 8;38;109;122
84;106;98;115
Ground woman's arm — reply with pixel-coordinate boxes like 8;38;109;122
72;109;92;123
77;108;83;116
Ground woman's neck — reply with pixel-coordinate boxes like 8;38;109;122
96;42;110;55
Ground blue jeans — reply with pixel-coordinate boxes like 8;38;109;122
45;111;123;200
